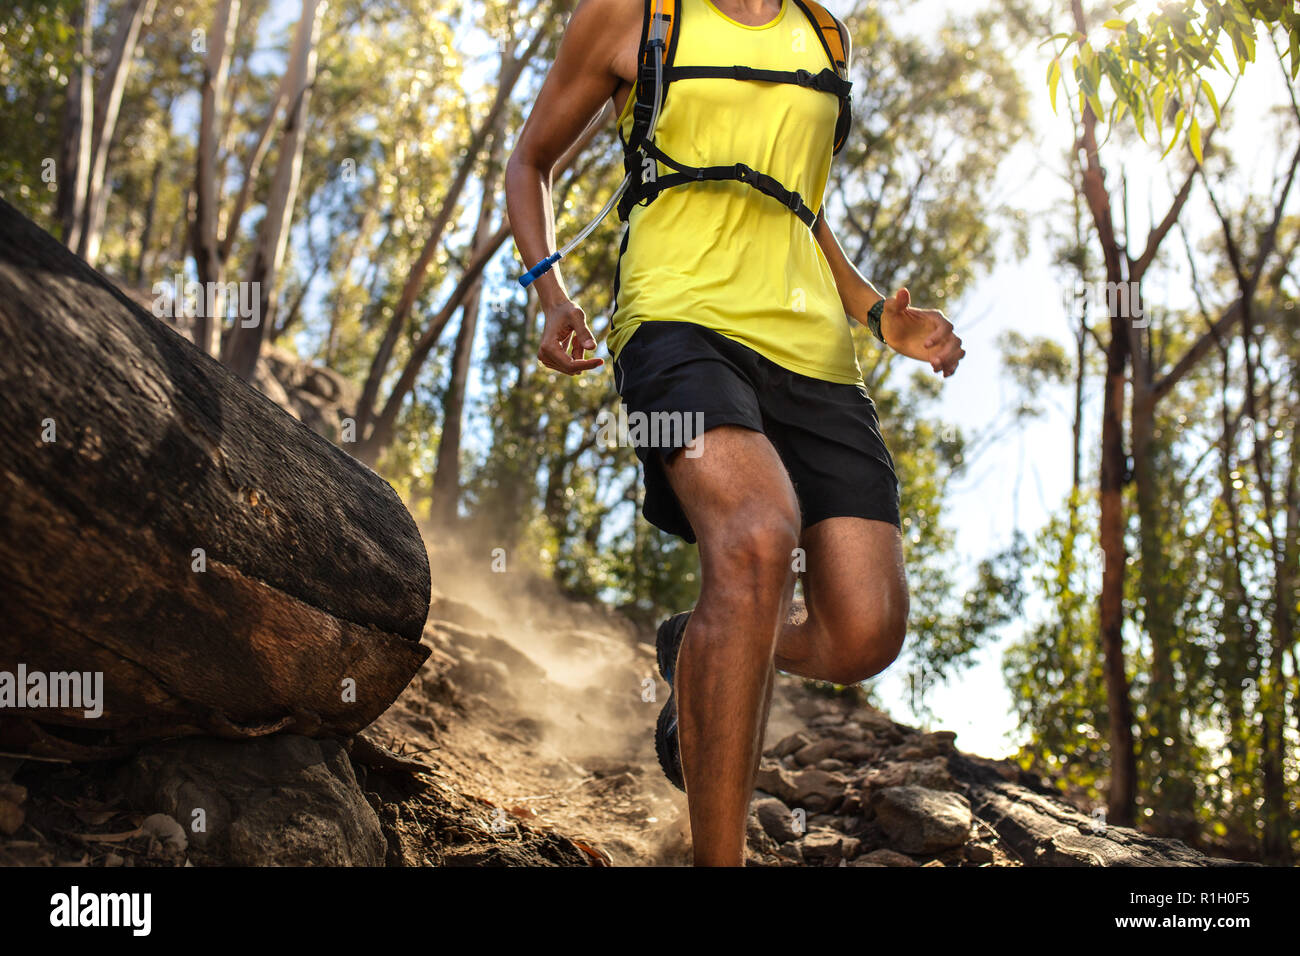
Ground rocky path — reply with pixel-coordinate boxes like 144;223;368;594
0;538;1246;867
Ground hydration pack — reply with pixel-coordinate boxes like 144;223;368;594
616;0;853;228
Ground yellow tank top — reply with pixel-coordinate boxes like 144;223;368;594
607;0;862;385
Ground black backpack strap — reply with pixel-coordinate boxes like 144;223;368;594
628;140;818;227
624;0;681;154
790;0;852;154
664;64;850;97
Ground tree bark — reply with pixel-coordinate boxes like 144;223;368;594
0;200;430;759
79;0;158;267
225;0;323;380
430;136;504;526
57;0;96;252
190;0;241;356
949;754;1253;867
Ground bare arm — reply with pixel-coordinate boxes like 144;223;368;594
814;213;966;377
505;0;630;375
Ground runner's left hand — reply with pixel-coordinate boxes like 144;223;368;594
879;287;965;377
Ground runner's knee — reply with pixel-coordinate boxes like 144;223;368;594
700;505;801;601
819;593;908;684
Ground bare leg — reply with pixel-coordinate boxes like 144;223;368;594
775;517;909;684
662;426;800;866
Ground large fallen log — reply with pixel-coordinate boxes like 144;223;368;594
0;200;430;757
947;754;1251;866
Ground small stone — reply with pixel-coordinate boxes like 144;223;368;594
771;732;812;759
872;785;973;854
858;847;919;867
754;796;802;844
809;712;847;729
859;757;956;794
966;843;995;864
141;813;188;852
789;769;848;814
800;827;861;865
777;842;803;865
755;762;798;804
817;758;850;773
793;739;841;766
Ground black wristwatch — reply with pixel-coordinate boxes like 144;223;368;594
867;298;886;344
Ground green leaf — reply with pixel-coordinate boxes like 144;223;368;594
1047;56;1062;112
1188;114;1202;164
1201;79;1220;125
1161;108;1185;160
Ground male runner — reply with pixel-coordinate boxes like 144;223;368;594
505;0;965;866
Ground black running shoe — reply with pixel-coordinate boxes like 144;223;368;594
654;610;692;792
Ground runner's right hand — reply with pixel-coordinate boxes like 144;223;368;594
537;299;604;375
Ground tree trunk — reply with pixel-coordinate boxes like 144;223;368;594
354;224;511;465
57;0;96;252
190;0;241;356
430;137;503;526
79;0;158;267
225;0;323;380
133;154;165;285
0;200;430;759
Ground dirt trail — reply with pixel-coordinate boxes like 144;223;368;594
3;532;1239;867
359;534;1005;867
363;535;694;866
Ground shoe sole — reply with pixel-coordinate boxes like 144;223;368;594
654;612;690;792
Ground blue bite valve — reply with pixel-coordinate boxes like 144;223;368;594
518;252;562;288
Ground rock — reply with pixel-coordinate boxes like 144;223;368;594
859;757;957;794
434;622;547;682
746;812;780;858
789;769;848;813
140;813;188;853
793;739;840;765
966;842;995;864
777;842;804;865
755;762;798;804
116;735;386;866
858;847;919;867
800;827;860;865
771;732;813;758
852;707;897;732
871;785;973;854
831;722;867;741
817;758;851;773
892;731;958;761
809;712;846;729
754;796;803;844
792;737;878;767
809;813;844;832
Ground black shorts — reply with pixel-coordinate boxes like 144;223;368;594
611;320;901;543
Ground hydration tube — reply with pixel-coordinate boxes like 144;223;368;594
518;1;668;288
